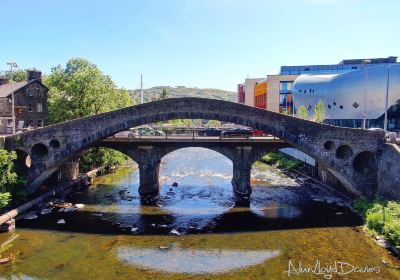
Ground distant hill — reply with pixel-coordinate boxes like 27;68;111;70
129;86;236;103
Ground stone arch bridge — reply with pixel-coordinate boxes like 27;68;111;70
2;97;391;200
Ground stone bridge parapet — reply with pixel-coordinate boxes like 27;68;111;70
2;97;386;198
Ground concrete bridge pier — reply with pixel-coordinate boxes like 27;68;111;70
232;161;252;201
138;161;161;204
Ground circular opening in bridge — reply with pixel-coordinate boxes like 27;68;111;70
50;139;60;149
324;141;335;151
31;143;48;161
353;151;377;176
14;149;31;175
335;145;353;160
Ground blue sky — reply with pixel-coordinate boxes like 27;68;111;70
1;0;399;91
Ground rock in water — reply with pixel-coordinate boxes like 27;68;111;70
23;213;38;220
172;182;178;187
40;208;52;215
131;227;138;233
57;219;66;224
74;204;85;209
170;229;181;236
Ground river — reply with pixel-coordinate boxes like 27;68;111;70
0;148;399;279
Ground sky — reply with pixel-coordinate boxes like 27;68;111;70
1;0;399;92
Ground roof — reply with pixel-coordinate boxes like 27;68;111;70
0;80;47;98
0;81;29;98
339;56;397;65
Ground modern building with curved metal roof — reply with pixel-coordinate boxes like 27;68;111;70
292;64;400;130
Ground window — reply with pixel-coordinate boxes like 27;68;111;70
27;120;34;127
37;119;43;127
7;119;12;127
37;103;43;113
28;103;33;112
37;92;42;99
29;90;33;96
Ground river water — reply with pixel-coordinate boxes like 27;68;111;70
0;148;399;279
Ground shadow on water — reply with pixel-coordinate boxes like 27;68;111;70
16;198;363;235
16;147;363;235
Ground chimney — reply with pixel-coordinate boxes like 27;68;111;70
27;70;42;82
0;78;9;86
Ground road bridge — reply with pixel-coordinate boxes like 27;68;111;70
3;97;393;200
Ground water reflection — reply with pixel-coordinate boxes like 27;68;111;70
117;245;280;274
2;148;400;279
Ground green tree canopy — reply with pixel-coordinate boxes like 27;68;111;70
314;100;325;123
0;149;17;208
298;105;308;120
159;88;167;100
43;58;134;171
207;120;221;127
44;58;133;124
0;69;28;82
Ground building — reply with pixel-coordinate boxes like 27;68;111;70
265;74;299;114
236;56;399;120
292;63;400;131
237;83;245;104
254;79;267;109
0;70;48;134
237;78;264;107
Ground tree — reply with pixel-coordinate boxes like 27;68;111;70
207;120;221;127
44;58;133;123
0;69;28;82
44;58;134;170
298;105;308;120
159;88;167;100
314;100;325;123
0;149;17;208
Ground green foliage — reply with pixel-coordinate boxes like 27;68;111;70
43;58;133;124
165;119;201;127
298;105;308;120
0;69;28;82
207;120;221;127
0;193;11;209
129;86;236;103
354;198;400;248
314;100;325;123
0;149;18;208
159;88;167;100
353;197;373;215
43;58;133;171
79;148;129;173
261;152;302;170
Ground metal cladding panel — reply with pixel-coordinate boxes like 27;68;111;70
292;64;400;119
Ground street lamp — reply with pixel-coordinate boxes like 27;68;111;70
6;61;18;135
384;65;391;133
362;59;371;129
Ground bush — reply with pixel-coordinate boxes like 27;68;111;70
0;192;11;208
79;148;129;173
384;220;400;248
261;152;302;170
353;197;373;215
355;198;400;249
0;149;18;209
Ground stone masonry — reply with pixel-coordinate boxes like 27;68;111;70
3;97;388;198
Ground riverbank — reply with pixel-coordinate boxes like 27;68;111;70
257;152;400;261
353;198;400;259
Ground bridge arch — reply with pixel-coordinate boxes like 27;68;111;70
4;98;384;197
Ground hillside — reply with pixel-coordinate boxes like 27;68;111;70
129;86;236;103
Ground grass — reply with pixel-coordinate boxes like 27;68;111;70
260;152;302;171
353;197;400;249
